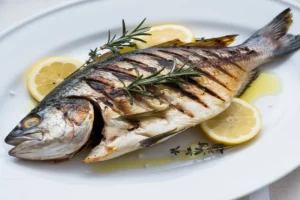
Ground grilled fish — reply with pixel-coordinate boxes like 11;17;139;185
4;9;300;163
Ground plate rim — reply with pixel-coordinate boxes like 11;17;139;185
0;0;87;40
1;0;300;200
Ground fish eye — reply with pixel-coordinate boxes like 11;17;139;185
22;115;41;129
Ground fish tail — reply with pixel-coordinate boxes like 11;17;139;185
244;8;300;58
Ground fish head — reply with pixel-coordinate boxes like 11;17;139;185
4;98;94;161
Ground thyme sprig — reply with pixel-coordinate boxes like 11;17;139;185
170;142;226;156
85;18;151;65
118;58;202;103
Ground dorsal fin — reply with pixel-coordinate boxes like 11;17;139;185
153;39;185;47
236;68;260;97
153;34;238;48
180;34;238;47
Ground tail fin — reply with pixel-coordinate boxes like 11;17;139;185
245;8;300;57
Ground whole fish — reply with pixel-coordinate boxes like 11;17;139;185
4;9;300;163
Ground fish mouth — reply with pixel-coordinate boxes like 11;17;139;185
8;141;31;157
5;130;42;146
5;130;43;158
7;140;46;159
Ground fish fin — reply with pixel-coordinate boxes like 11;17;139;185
236;68;260;97
273;34;300;57
180;35;238;47
244;8;300;57
153;39;185;47
152;35;238;48
140;129;177;147
115;108;168;120
94;52;114;62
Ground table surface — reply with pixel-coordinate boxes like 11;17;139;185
1;0;300;199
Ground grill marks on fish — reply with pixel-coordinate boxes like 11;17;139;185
145;49;229;100
102;54;207;113
153;49;233;104
84;79;130;115
187;78;225;102
203;49;246;72
83;48;242;119
172;104;194;118
227;46;259;59
178;48;238;78
167;84;209;108
198;49;244;79
86;80;108;94
96;97;114;108
85;79;124;100
175;48;241;91
138;52;175;69
121;57;158;73
101;64;137;77
131;51;222;109
78;47;250;156
84;75;132;115
85;76;115;87
86;59;168;116
158;49;188;60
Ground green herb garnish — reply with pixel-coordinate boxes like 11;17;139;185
170;142;226;156
118;58;202;103
85;18;151;65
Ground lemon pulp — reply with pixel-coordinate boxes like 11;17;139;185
201;98;262;145
135;24;195;49
27;57;82;102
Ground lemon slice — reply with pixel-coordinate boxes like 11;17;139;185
135;24;195;49
27;56;83;102
200;98;262;145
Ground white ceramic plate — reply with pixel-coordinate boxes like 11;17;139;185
1;0;300;199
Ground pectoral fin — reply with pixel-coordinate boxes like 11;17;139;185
140;128;177;147
115;108;169;120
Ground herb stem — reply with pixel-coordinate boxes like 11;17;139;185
170;142;227;156
123;58;201;103
84;18;151;66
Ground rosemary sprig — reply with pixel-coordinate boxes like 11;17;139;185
118;58;202;103
170;142;226;156
85;18;151;65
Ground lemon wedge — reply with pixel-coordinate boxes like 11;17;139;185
27;56;83;102
135;24;195;49
200;98;262;145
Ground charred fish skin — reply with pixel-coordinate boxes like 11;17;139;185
83;8;300;163
4;9;300;163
